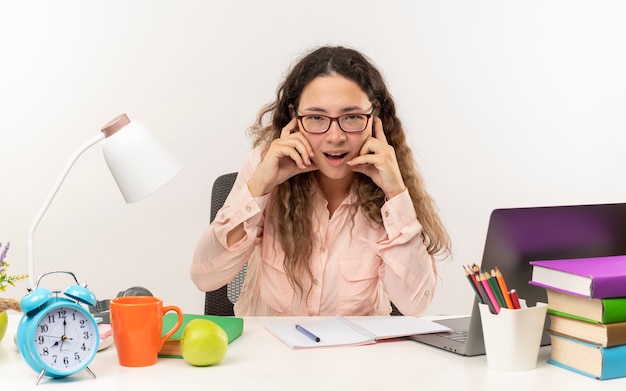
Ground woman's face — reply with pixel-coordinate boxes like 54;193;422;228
295;74;373;181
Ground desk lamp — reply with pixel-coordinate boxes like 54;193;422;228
26;113;181;290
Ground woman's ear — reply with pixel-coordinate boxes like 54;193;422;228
372;101;381;117
288;104;295;118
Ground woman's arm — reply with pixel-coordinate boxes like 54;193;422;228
377;189;438;317
190;148;270;292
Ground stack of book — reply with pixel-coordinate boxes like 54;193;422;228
529;255;626;380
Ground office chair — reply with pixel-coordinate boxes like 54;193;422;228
202;171;402;316
204;172;247;316
390;303;402;316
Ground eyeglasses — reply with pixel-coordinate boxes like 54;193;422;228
295;108;374;134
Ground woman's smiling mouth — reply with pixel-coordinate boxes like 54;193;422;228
324;152;348;160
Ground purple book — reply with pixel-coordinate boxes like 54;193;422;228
529;255;626;299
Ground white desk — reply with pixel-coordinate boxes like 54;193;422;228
2;313;625;390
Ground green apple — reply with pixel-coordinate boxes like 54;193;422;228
180;319;228;366
0;311;7;341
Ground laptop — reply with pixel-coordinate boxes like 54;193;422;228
410;202;626;356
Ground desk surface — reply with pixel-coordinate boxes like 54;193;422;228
2;313;626;390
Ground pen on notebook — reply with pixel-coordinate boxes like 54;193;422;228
295;324;320;342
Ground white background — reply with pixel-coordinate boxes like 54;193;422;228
1;1;625;316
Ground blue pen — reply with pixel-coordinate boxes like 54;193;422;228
295;324;321;342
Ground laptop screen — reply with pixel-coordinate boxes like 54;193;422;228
410;202;626;356
478;202;626;310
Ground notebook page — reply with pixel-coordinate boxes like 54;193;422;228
264;316;375;349
348;316;452;340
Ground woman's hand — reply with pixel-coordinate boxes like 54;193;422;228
347;117;406;199
247;117;318;197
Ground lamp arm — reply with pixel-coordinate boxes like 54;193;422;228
26;132;106;290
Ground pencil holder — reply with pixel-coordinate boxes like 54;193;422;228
478;299;547;372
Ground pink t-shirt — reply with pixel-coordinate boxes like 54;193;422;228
191;146;437;316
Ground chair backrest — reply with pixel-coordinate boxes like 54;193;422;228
204;172;247;316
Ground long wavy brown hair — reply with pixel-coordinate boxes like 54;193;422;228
248;46;451;295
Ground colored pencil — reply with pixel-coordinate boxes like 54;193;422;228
463;265;485;304
463;263;520;313
493;267;514;309
484;271;505;308
475;273;497;314
478;272;501;314
509;289;521;309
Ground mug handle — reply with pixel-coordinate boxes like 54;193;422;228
159;305;184;350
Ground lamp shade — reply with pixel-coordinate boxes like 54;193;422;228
101;114;181;203
27;113;181;289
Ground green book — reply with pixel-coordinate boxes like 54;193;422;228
158;313;244;358
546;289;626;324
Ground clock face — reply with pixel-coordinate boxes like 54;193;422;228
31;304;99;374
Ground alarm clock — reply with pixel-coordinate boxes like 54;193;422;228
17;270;100;384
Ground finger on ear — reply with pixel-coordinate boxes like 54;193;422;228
373;117;388;143
280;117;299;137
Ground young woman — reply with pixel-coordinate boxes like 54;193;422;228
191;46;451;316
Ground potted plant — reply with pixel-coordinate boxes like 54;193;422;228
0;242;28;341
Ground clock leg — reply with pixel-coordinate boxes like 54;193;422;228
85;366;96;379
35;370;46;385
